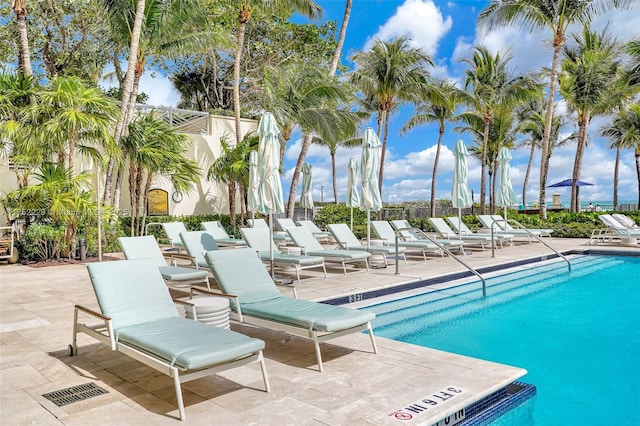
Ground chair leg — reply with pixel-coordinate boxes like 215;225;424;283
313;336;324;372
321;262;327;278
172;368;186;421
342;259;347;274
204;276;211;291
368;323;379;354
258;351;271;392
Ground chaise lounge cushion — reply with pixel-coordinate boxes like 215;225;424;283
158;265;210;282
117;317;265;369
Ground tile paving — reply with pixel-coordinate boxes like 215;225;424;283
0;237;636;424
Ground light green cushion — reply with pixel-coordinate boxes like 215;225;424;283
306;249;371;260
118;236;166;267
158;265;208;281
259;252;324;266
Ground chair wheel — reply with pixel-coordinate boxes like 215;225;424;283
69;344;75;356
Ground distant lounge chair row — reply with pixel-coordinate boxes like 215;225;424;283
590;214;640;245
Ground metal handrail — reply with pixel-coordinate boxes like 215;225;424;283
489;218;571;272
394;227;488;297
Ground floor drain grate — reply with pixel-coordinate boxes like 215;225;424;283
42;382;108;407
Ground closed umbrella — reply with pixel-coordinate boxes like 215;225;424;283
497;147;518;220
452;140;472;240
346;157;360;230
361;128;382;249
300;162;314;220
247;150;259;215
257;113;284;277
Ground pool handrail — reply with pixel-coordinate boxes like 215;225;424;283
393;227;488;297
489;218;571;272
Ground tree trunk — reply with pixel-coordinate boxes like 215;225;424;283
103;0;146;205
228;180;237;230
328;0;352;76
379;109;391;195
522;142;536;208
613;146;620;209
430;123;444;217
12;0;32;78
140;173;152;236
287;132;314;217
331;150;338;203
539;27;565;219
635;149;640;208
67;132;77;172
570;115;589;213
490;162;497;214
233;16;248;145
480;116;490;214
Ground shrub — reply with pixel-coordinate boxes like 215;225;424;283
19;224;66;261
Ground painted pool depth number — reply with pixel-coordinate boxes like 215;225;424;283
348;293;363;303
388;386;467;423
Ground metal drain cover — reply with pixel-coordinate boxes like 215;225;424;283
42;382;108;407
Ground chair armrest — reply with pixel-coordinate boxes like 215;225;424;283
190;287;243;322
75;304;110;321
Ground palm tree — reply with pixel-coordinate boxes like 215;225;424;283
10;0;32;78
311;133;362;203
328;0;351;76
401;80;462;216
122;113;200;236
479;0;634;218
229;0;322;145
560;27;636;212
601;104;640;208
460;45;539;213
626;39;640;85
35;76;118;172
350;36;433;197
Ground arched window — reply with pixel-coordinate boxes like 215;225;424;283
148;189;169;216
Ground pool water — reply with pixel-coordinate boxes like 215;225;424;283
367;256;640;425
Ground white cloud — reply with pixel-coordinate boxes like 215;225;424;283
99;72;181;107
365;0;453;56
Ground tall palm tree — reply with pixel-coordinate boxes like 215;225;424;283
328;0;351;76
560;27;636;212
401;80;462;217
311;133;362;203
601;104;640;208
479;0;634;218
626;39;640;85
350;36;433;197
10;0;32;78
460;46;539;213
229;0;322;145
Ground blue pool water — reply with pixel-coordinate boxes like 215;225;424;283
366;256;640;425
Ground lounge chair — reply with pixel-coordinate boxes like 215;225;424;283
477;215;541;243
203;248;378;372
446;216;513;247
370;220;443;260
612;214;639;229
491;214;553;238
275;217;299;232
428;218;494;252
248;218;291;244
72;259;270;420
240;227;327;287
297;220;332;243
179;231;219;270
201;221;247;247
287;226;371;273
598;214;640;242
390;219;465;255
326;223;406;267
161;221;188;251
118;235;211;290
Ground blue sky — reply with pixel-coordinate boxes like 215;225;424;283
142;0;640;205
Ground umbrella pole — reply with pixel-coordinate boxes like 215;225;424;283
367;209;371;250
305;207;307;221
458;208;462;240
268;213;274;278
350;208;353;231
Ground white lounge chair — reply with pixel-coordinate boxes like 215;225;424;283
491;214;553;238
370;220;443;260
201;221;247;247
179;231;219;270
326;223;406;267
446;216;513;247
161;221;188;251
597;214;640;244
203;248;378;372
118;235;211;290
287;226;371;273
477;215;541;243
428;218;494;252
248;218;291;244
297;220;332;244
72;259;270;420
390;219;465;255
612;214;639;229
240;227;327;287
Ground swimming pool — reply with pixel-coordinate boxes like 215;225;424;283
365;255;640;425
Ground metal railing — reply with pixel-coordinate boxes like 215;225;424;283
132;104;210;134
394;227;488;297
489;218;571;272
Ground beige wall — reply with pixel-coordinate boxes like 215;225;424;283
0;114;257;225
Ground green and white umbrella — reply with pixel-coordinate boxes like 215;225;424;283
361;128;382;249
497;147;518;219
452;140;472;239
247;150;259;214
257;113;284;276
300;162;314;220
346;157;360;230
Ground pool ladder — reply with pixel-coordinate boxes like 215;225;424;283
393;227;489;297
488;218;571;272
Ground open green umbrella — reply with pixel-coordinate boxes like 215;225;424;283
300;162;314;220
452;140;472;239
257;113;284;276
247;150;259;214
497;147;518;220
361;128;382;249
346;157;360;230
